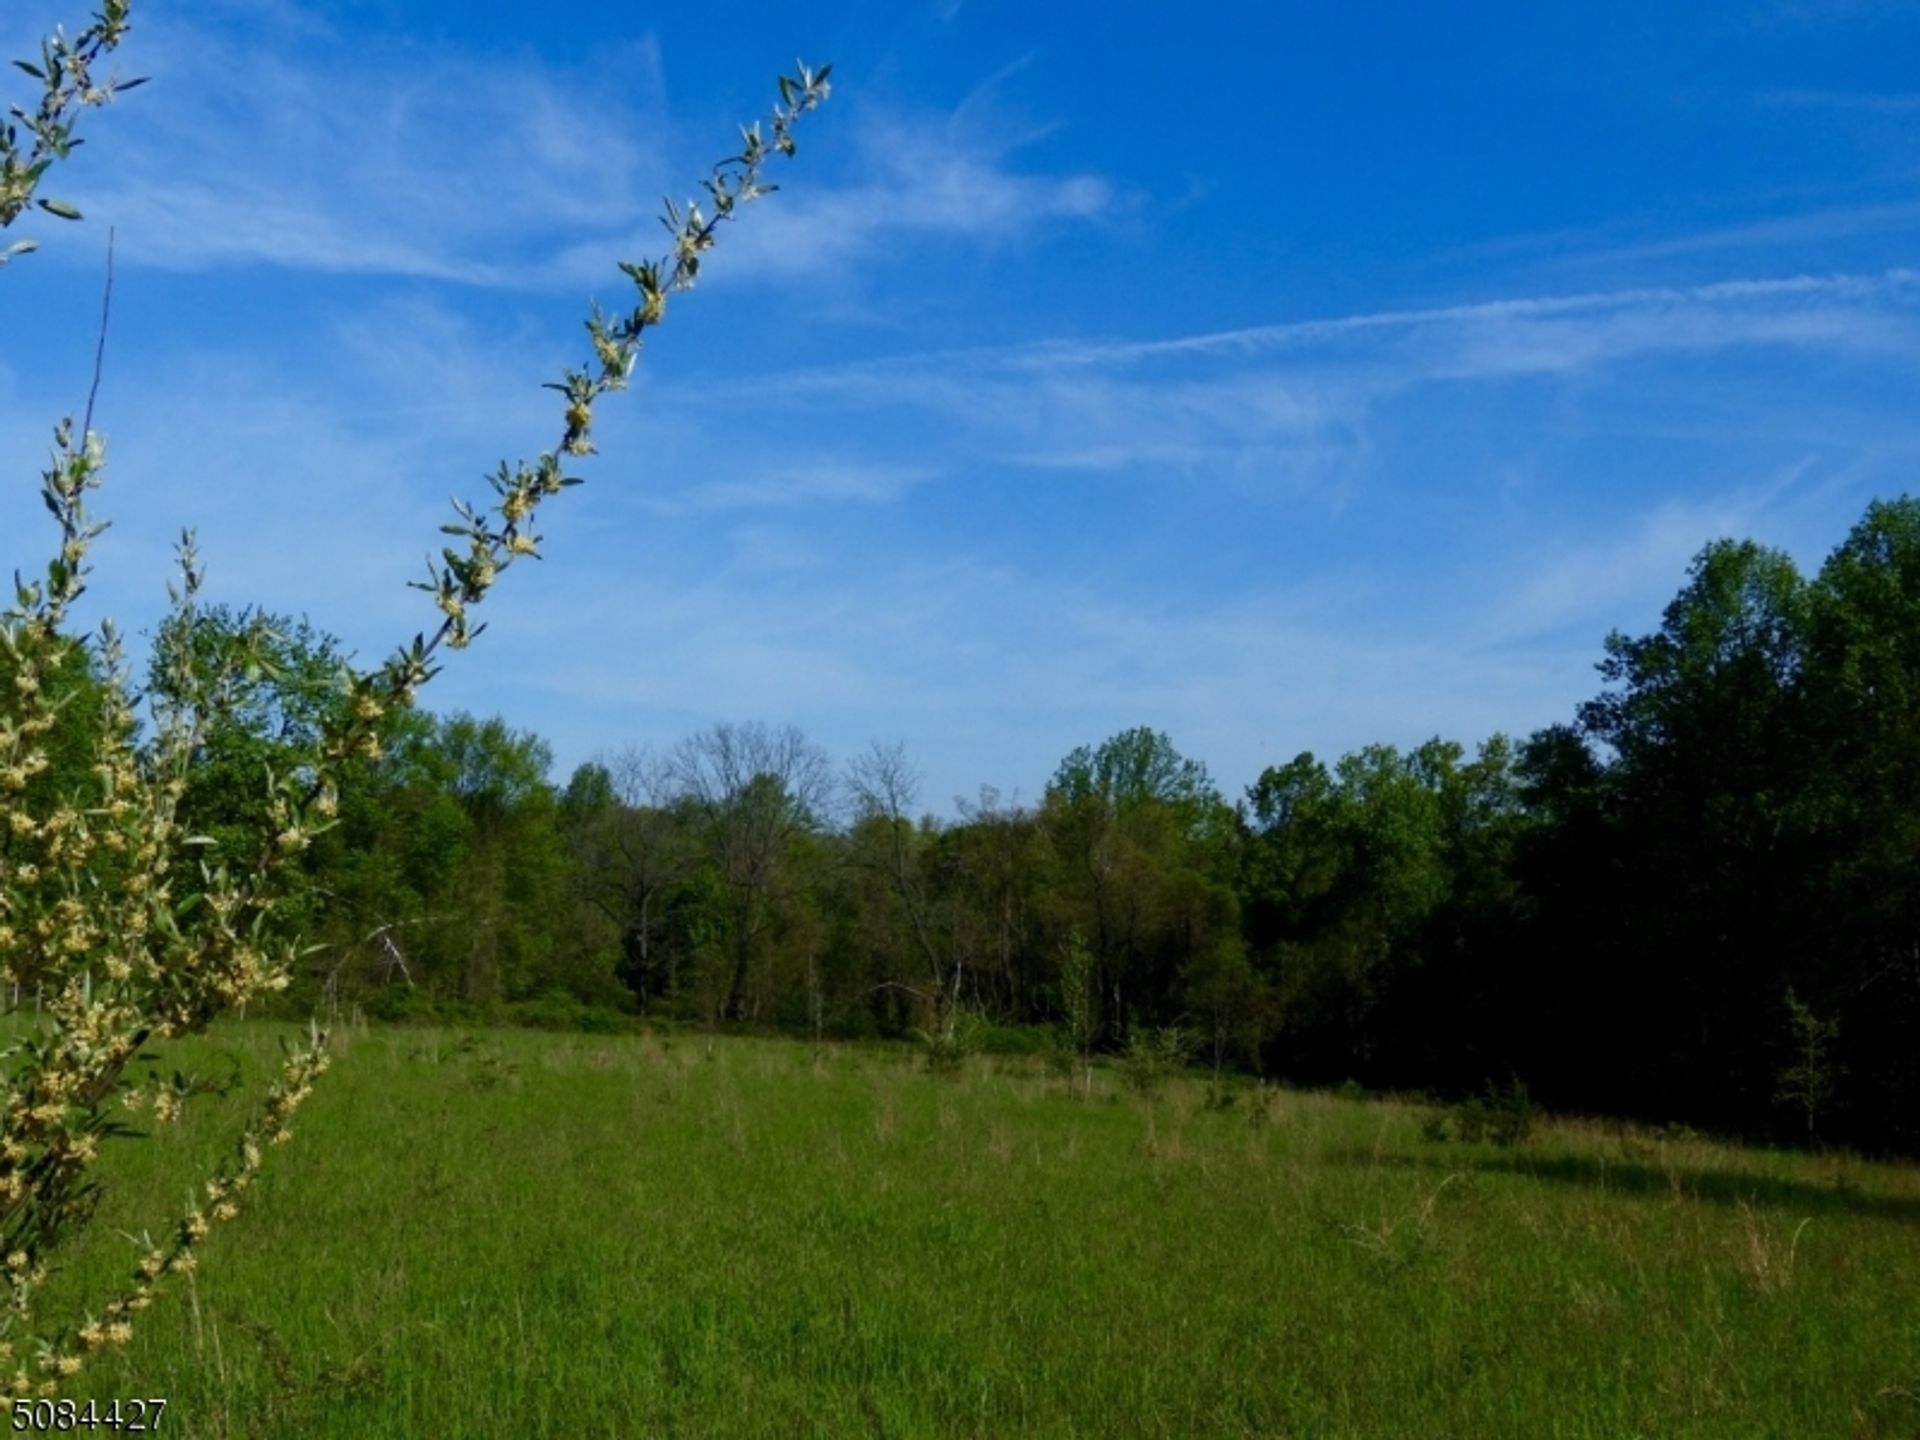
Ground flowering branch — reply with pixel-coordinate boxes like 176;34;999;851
0;0;143;267
0;7;832;1392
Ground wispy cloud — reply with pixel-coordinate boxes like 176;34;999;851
8;259;1907;808
39;6;1113;291
1008;269;1920;366
672;268;1920;488
542;103;1114;291
1473;470;1819;650
53;7;666;283
636;461;930;515
1556;207;1920;270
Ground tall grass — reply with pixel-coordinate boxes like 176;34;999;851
43;1025;1920;1438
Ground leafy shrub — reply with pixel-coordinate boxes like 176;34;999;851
1450;1078;1535;1147
972;1021;1056;1056
361;987;492;1029
510;989;633;1035
916;1009;985;1076
1120;1026;1191;1098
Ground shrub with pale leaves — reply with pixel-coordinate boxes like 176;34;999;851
0;4;828;1394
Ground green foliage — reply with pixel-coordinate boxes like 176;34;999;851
1119;1024;1190;1097
509;989;633;1035
1050;725;1219;822
1241;735;1524;1091
1036;728;1243;1057
913;1007;983;1076
1448;1079;1535;1148
1775;989;1842;1146
967;1020;1055;1056
63;490;1920;1162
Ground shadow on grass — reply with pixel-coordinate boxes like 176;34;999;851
1322;1146;1920;1224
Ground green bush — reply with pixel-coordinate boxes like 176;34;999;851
916;1009;985;1076
973;1021;1057;1056
511;989;633;1034
1451;1078;1535;1147
1121;1026;1192;1098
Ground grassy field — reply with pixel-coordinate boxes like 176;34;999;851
32;1022;1920;1438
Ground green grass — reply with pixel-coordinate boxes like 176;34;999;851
32;1023;1920;1438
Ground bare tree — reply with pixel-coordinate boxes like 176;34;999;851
566;745;697;1007
950;785;1041;1016
846;741;953;1019
671;722;834;1019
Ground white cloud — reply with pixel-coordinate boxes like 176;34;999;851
51;8;666;284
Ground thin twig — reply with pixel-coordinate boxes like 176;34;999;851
81;226;116;436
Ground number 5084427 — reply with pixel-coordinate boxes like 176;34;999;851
10;1399;166;1432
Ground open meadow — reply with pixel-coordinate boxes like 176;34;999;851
36;1023;1920;1439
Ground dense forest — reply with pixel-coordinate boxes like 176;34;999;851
9;495;1920;1154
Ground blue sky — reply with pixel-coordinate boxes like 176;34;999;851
5;0;1920;816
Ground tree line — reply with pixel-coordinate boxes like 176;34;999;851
12;495;1920;1153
